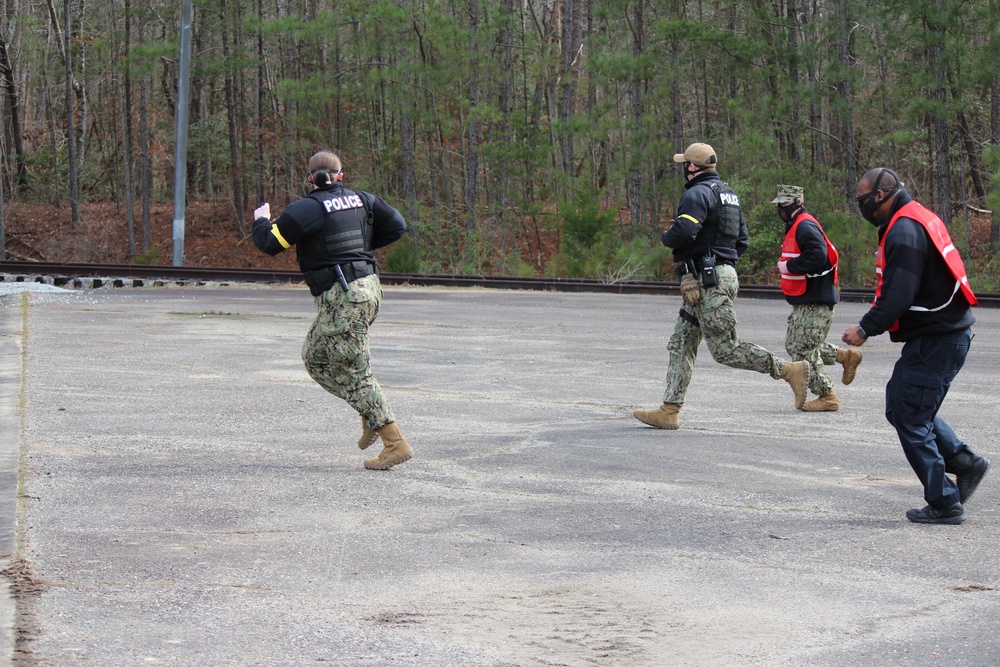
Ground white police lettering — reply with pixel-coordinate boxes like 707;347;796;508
323;195;365;213
720;192;740;206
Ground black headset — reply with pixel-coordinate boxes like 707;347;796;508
310;168;340;187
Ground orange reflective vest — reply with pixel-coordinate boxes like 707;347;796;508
780;213;839;297
875;201;978;332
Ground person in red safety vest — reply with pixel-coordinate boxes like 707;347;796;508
842;167;988;525
773;184;862;412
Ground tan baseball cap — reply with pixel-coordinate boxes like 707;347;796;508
672;143;717;168
771;184;804;204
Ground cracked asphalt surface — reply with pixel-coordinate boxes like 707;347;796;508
1;284;998;666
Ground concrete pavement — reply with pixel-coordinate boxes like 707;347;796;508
1;283;998;666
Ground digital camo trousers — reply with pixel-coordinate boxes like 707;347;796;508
784;302;838;397
663;264;786;406
301;275;395;431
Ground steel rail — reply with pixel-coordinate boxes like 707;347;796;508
2;260;999;307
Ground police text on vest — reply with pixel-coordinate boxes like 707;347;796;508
323;195;365;213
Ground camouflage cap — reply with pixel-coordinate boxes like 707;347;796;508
771;184;804;204
672;143;718;169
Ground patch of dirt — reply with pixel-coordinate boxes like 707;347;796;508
2;558;45;666
2;201;297;271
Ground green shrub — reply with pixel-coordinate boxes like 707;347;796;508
384;232;420;273
560;190;615;248
131;245;162;265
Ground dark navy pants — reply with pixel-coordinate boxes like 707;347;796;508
885;328;972;508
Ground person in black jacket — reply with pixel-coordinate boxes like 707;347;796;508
773;184;862;412
633;143;810;430
252;150;413;470
842;167;989;524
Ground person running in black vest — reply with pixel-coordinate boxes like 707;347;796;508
252;150;413;470
633;143;809;430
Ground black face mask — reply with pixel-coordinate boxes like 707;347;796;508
683;161;710;180
857;169;901;226
777;203;798;223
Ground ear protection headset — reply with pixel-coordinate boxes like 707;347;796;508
309;168;342;187
683;156;716;177
857;168;903;207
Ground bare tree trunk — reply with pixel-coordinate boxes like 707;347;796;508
627;0;643;229
496;0;517;260
0;16;27;190
991;75;999;255
463;0;480;232
235;0;248;217
785;0;801;163
558;0;585;182
398;27;417;226
115;0;136;255
279;0;294;206
0;154;4;260
955;109;985;203
992;75;999;145
221;0;245;235
836;0;858;196
931;1;951;226
139;10;151;252
802;2;824;177
254;0;264;206
64;0;79;227
73;0;87;169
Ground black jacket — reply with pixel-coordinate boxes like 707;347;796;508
859;192;975;342
783;208;839;306
661;172;748;264
252;184;406;273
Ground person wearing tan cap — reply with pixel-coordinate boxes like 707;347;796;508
773;184;862;411
633;143;810;430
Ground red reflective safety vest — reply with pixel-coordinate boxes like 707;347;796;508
875;201;978;332
780;213;839;297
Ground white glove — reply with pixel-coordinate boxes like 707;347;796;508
253;203;271;221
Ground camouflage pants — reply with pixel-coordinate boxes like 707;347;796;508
301;275;395;431
663;264;787;406
784;303;838;397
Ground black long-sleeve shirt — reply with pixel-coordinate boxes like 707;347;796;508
784;208;839;306
661;172;749;263
859;192;975;342
252;185;406;265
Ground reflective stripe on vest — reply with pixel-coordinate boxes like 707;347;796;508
874;201;978;331
780;213;839;297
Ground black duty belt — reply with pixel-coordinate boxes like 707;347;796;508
675;256;735;275
338;261;377;282
303;261;377;296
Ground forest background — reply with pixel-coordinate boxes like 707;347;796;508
3;0;1000;290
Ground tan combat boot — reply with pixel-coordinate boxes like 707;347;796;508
780;360;809;410
802;390;840;412
633;403;681;430
363;422;413;470
358;416;379;450
836;348;863;385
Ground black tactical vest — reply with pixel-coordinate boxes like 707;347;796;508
690;181;741;257
295;188;373;268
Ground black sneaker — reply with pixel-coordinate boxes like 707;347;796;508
957;456;990;504
906;503;966;525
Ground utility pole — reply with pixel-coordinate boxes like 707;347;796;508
171;0;193;266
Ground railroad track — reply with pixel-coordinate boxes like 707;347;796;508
2;260;999;307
